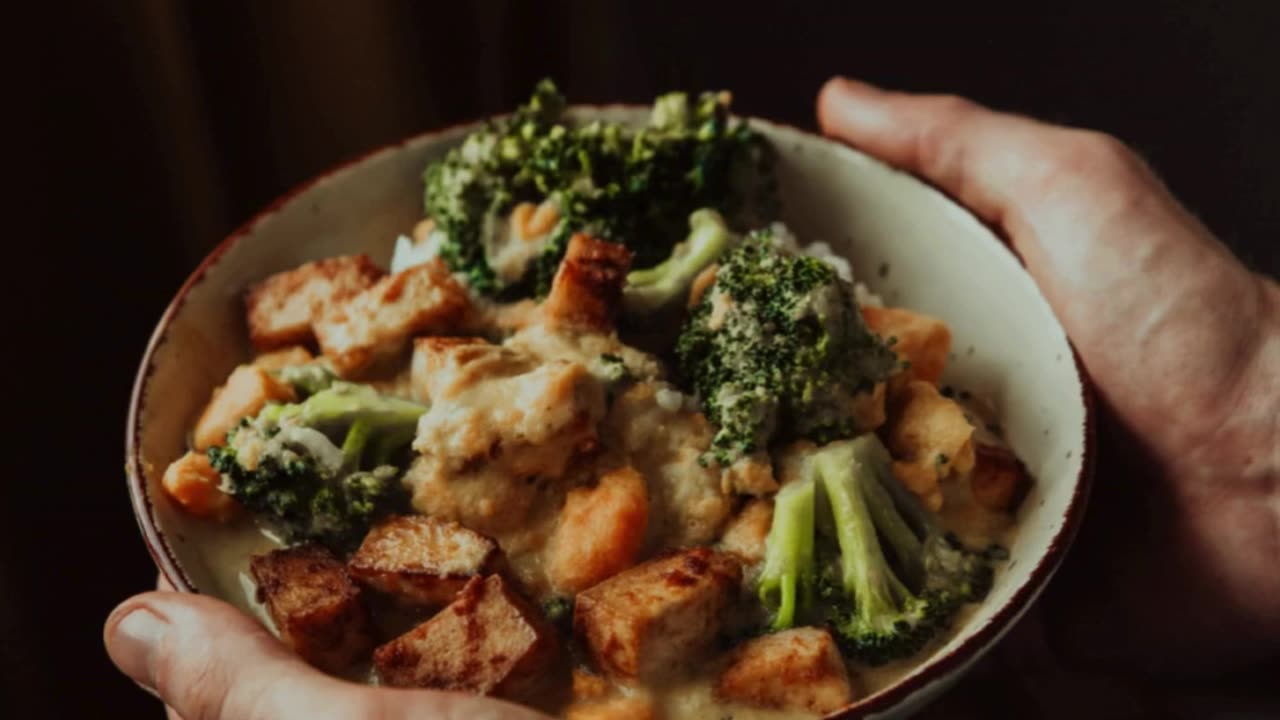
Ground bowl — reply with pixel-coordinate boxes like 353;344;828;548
125;106;1093;718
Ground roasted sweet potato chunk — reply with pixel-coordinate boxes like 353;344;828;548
862;305;952;384
574;548;741;681
546;466;648;594
373;575;557;699
348;515;502;607
245;255;384;350
249;545;374;673
969;443;1030;512
192;365;296;450
715;627;854;714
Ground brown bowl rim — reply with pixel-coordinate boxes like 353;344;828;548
124;104;1096;718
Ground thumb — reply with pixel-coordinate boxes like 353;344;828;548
105;591;549;720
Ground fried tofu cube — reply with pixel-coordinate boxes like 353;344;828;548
348;515;502;608
862;305;952;384
251;345;314;371
192;365;296;450
565;694;659;720
245;255;384;350
373;575;557;699
314;260;471;377
574;548;741;681
542;234;632;332
547;466;649;595
883;380;976;511
718;499;773;564
969;443;1030;512
161;450;238;521
715;627;853;714
249;545;375;673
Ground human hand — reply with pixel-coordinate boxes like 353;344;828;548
104;579;551;720
818;77;1279;674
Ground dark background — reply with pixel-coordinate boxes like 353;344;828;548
14;2;1278;718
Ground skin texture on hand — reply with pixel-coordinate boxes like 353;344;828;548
818;77;1280;673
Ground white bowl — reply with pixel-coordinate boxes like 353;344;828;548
126;106;1093;718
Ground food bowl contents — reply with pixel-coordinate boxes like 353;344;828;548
159;81;1030;719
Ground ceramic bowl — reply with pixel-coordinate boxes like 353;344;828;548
126;106;1093;718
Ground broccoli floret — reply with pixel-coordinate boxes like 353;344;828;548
757;435;996;665
208;382;427;551
541;596;575;635
675;232;897;465
622;208;736;316
421;80;776;298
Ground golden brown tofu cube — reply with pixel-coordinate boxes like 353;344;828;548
715;627;854;714
192;365;296;450
251;345;315;371
348;515;502;608
314;260;471;377
574;548;741;681
373;575;557;699
718;499;773;565
862;305;952;385
542;234;632;332
245;255;384;350
546;466;649;595
249;545;375;674
969;443;1030;512
161;450;238;521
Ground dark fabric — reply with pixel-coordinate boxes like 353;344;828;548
16;2;1278;718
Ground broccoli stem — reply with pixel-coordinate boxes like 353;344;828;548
758;472;817;630
340;419;372;471
622;208;734;315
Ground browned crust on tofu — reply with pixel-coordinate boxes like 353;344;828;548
249;545;374;674
715;627;854;714
574;548;741;681
348;515;503;608
373;575;558;699
314;260;471;377
542;234;633;331
970;443;1031;512
245;255;384;350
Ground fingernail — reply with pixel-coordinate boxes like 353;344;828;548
108;607;168;690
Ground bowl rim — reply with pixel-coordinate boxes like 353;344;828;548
124;104;1096;719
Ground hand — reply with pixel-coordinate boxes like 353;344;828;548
104;578;550;720
818;77;1279;674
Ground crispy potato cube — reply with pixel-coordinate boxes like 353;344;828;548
719;499;773;564
245;255;384;350
348;515;502;607
314;260;471;377
715;627;854;714
863;305;952;384
192;365;296;450
565;694;658;720
542;234;632;332
250;545;375;673
161;450;238;521
373;575;557;699
969;443;1030;512
251;345;314;371
574;548;741;681
547;466;649;594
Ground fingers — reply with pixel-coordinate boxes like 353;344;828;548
106;591;552;720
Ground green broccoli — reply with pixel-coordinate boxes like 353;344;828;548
674;231;897;465
622;208;736;316
757;435;996;665
207;382;427;551
421;79;776;298
274;364;337;398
